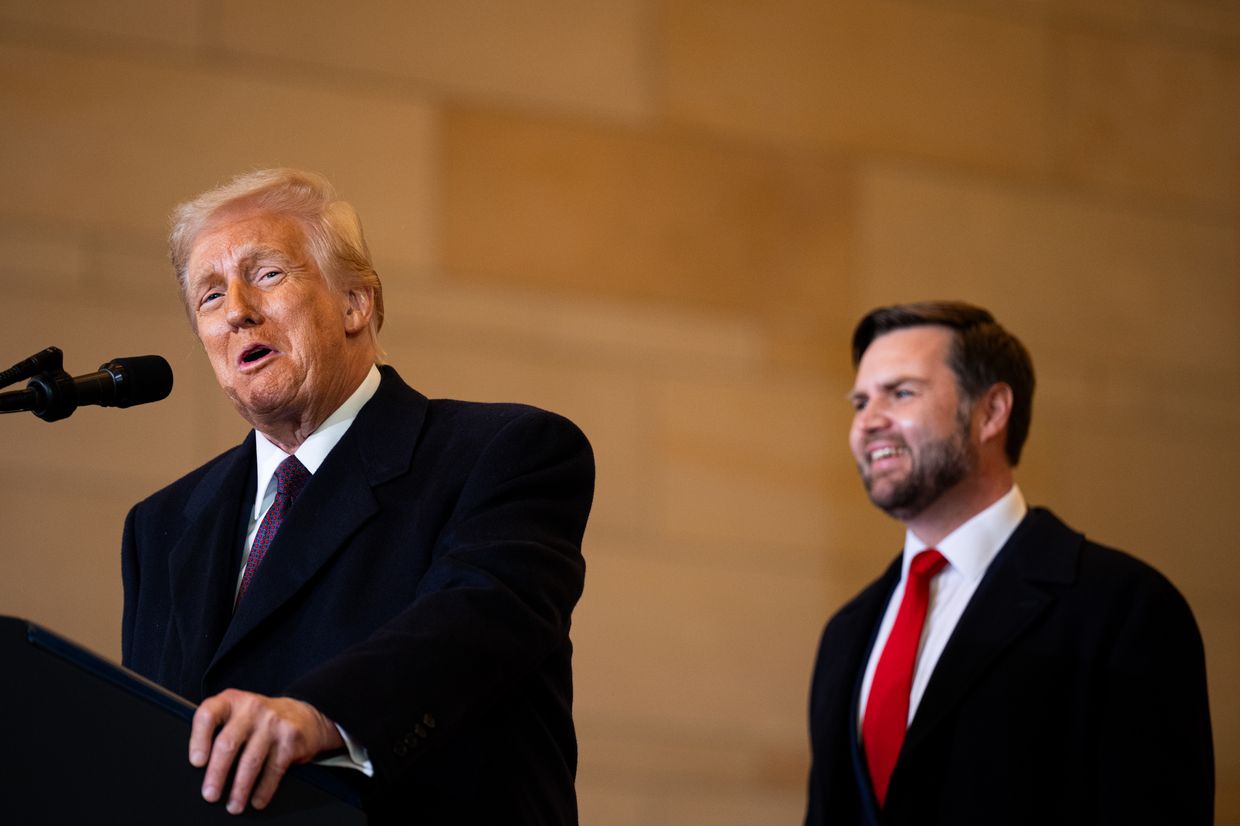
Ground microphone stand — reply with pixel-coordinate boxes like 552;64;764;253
0;346;63;389
0;347;77;421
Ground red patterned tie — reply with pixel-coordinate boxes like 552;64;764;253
862;548;948;806
236;454;311;606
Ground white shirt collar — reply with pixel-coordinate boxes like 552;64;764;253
902;485;1028;582
252;365;382;519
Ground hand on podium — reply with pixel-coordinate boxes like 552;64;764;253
189;689;345;815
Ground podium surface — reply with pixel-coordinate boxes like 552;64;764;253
0;615;367;824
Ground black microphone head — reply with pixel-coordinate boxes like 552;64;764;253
101;355;174;408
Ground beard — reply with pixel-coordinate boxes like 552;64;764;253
860;408;976;521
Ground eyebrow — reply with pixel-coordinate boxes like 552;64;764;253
846;376;927;401
188;245;289;281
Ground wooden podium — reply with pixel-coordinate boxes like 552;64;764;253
0;615;367;824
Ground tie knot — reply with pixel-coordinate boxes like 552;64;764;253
274;455;311;498
910;548;948;582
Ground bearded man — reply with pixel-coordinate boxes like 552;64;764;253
804;301;1213;825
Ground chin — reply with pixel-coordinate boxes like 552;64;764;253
231;386;294;421
866;481;923;519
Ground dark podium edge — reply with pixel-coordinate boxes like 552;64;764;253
2;614;367;824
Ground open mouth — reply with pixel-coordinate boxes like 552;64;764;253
866;445;908;471
240;345;274;365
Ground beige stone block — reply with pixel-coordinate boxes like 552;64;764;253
572;545;827;744
1054;27;1240;208
578;776;805;826
441;107;851;317
577;713;805;794
656;788;806;826
647;371;845;564
0;219;84;295
0;42;436;271
0;220;184;312
0;0;200;47
762;306;860;377
0;474;128;658
212;0;651;122
660;0;1048;171
575;783;650;826
576;718;809;824
655;457;831;562
655;374;835;484
917;1;1240;52
381;279;769;376
86;228;185;309
855;164;1240;377
1053;0;1240;48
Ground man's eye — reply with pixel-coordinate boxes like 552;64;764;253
894;388;914;399
259;269;282;281
200;291;223;307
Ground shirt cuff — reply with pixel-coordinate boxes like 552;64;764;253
315;724;374;777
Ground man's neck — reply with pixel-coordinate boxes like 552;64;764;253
903;470;1014;547
252;360;375;454
253;365;382;478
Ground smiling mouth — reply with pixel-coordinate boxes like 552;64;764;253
867;445;907;464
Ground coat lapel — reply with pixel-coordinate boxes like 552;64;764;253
206;367;429;676
166;435;255;692
840;560;900;826
837;559;901;731
900;509;1081;755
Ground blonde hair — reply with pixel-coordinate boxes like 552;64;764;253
169;168;384;357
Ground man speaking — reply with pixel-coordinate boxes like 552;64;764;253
122;169;594;823
805;301;1213;825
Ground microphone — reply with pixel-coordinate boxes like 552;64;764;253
0;355;174;422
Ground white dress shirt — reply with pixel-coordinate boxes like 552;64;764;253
241;365;382;584
241;364;382;775
857;485;1028;731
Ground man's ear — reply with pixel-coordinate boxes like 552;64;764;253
343;286;374;336
977;382;1013;446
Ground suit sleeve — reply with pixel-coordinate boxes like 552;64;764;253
1095;568;1214;824
284;408;593;785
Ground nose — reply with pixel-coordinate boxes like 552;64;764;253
224;281;262;328
855;397;891;432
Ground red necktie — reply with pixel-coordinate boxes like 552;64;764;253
862;548;948;806
236;454;311;606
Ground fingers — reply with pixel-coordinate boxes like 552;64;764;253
197;690;261;809
223;711;300;814
249;743;292;812
189;692;232;768
189;690;335;815
221;727;278;815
